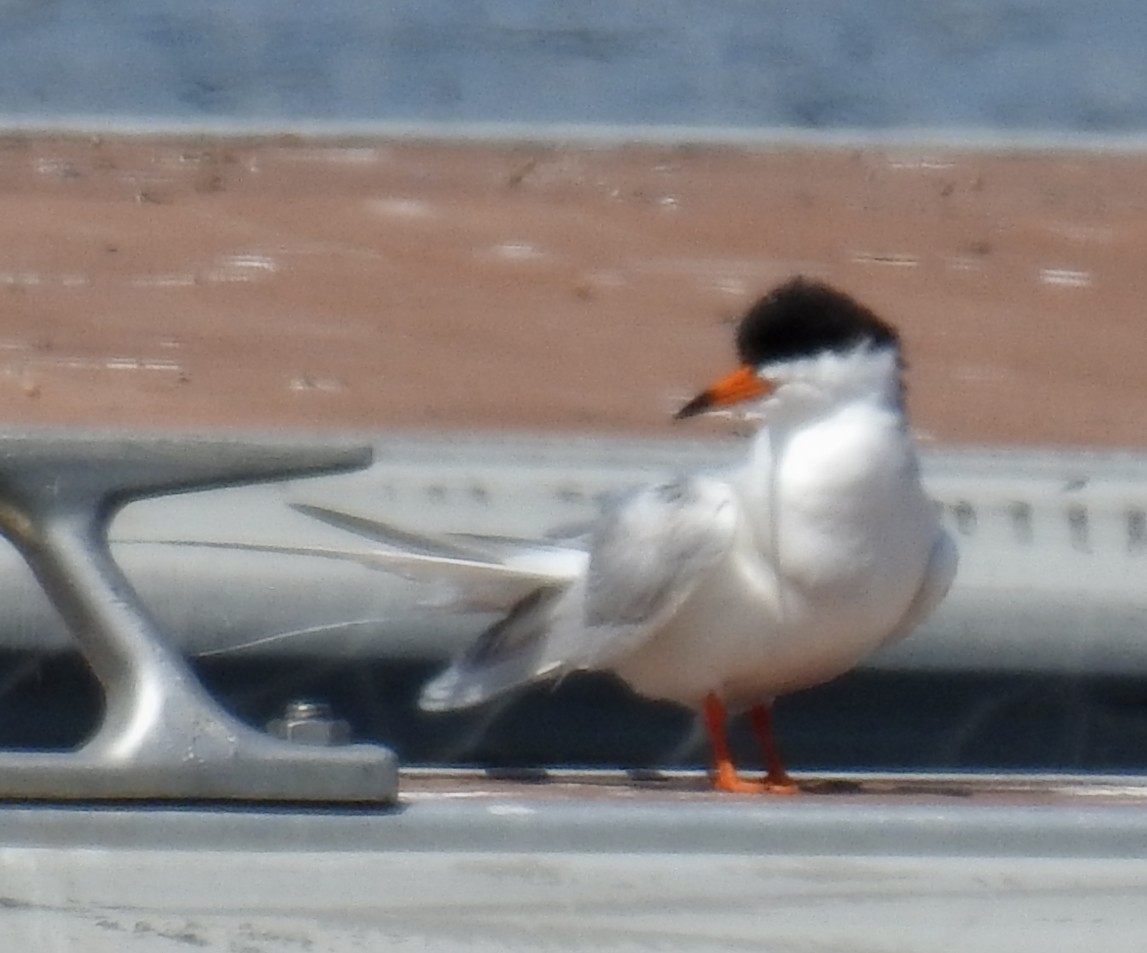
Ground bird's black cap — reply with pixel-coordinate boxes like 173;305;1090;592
735;277;899;368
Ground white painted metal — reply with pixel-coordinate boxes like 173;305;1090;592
86;433;1147;677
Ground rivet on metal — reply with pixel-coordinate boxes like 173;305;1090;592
952;501;977;536
1008;501;1034;545
1127;508;1147;554
1067;504;1091;553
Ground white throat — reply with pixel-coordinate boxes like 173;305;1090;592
733;343;921;571
755;345;903;430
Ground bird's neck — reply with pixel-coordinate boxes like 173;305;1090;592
739;387;919;517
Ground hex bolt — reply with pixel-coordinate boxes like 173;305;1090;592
267;700;352;747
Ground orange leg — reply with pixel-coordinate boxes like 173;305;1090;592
703;694;797;794
748;703;799;794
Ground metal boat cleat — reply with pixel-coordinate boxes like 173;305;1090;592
0;431;398;803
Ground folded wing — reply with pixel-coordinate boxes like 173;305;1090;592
419;475;739;710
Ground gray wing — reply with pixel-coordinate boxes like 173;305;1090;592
288;502;584;611
292;502;505;561
579;475;739;647
420;474;739;710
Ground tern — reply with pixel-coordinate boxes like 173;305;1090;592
413;277;956;792
291;276;957;793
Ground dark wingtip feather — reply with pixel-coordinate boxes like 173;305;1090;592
418;586;565;712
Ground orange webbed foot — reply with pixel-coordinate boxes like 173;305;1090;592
710;763;800;795
759;774;800;796
705;694;801;795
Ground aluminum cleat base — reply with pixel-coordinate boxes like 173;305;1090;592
0;740;398;804
0;430;398;804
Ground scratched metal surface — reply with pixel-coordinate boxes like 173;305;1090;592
2;770;1147;951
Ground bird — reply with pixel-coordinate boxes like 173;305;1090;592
292;276;957;793
407;276;958;793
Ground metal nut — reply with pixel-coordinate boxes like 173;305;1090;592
267;700;351;747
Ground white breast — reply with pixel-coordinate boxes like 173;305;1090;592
608;398;939;711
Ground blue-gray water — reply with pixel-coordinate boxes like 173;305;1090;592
2;0;1147;134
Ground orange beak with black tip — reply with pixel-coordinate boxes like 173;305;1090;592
675;364;774;420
